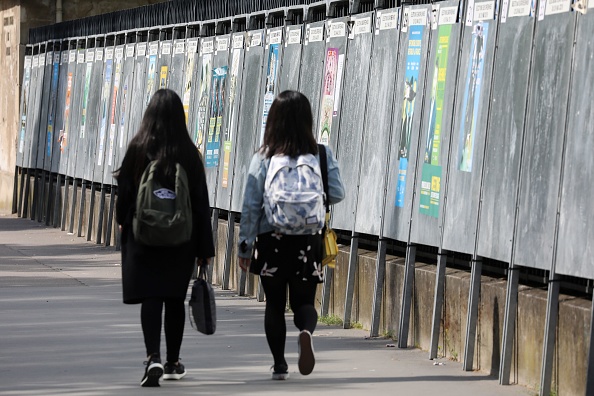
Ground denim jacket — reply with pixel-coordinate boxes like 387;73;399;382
238;145;345;259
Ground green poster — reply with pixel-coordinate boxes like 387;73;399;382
419;164;441;218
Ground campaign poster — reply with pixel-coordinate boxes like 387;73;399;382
108;61;121;167
259;43;280;145
46;56;60;158
79;61;92;139
222;49;241;188
318;48;339;145
195;54;212;155
205;67;228;168
59;73;73;153
458;21;488;172
396;24;424;207
159;65;168;89
145;55;156;106
97;59;113;166
182;50;196;125
118;75;129;149
420;24;452;218
18;59;31;154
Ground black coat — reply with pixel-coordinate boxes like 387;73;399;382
116;155;215;304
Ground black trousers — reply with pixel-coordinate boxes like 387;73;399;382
141;297;186;363
260;275;319;368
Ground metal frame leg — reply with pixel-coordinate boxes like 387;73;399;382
463;257;483;371
12;166;19;214
105;186;116;246
222;212;236;290
500;266;520;384
586;297;594;395
96;185;106;244
370;238;387;337
68;179;79;234
87;183;96;241
239;269;248;296
45;173;55;226
430;249;448;359
77;180;87;237
257;278;265;302
61;176;70;231
209;208;219;282
398;244;417;348
37;170;46;222
52;174;62;227
30;169;39;220
539;274;560;396
321;265;334;317
22;169;31;219
343;232;359;329
17;168;26;217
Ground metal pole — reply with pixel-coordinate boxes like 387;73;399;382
398;244;417;348
222;212;236;290
463;257;482;371
499;266;520;384
105;186;116;246
17;168;26;217
37;170;47;222
12;166;19;214
22;169;31;218
87;183;96;241
209;208;219;282
320;265;334;317
77;180;87;237
539;274;560;396
60;176;70;231
586;297;594;395
343;231;359;329
96;185;106;244
429;249;448;359
30;169;39;220
370;238;387;337
52;173;62;227
68;178;79;234
45;173;55;226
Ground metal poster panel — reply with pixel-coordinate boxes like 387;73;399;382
317;16;349;149
331;10;376;232
157;39;172;90
514;8;576;270
215;33;246;211
112;42;137;175
50;49;70;174
230;29;265;213
168;38;187;97
16;53;32;167
353;10;399;236
27;49;47;169
102;44;125;184
476;9;535;261
125;40;149;158
43;49;61;171
34;47;53;170
182;38;199;130
257;27;283;147
144;40;160;111
205;34;230;207
410;1;463;247
23;52;40;169
82;44;106;181
383;5;433;243
556;10;594;279
279;25;303;91
65;46;88;178
193;37;214;157
441;0;500;255
299;21;326;130
57;48;77;175
92;44;115;183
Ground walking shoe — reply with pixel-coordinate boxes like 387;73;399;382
298;330;315;375
163;361;187;380
271;364;289;380
140;355;164;387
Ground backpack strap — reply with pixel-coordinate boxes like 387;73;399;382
318;144;329;214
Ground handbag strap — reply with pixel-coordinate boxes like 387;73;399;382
198;264;210;283
318;144;329;214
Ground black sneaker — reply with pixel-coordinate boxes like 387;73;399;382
163;362;187;380
271;364;289;380
298;330;315;375
141;355;164;387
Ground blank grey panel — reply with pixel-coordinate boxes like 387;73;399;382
58;50;78;176
207;34;231;208
34;50;52;170
168;39;187;97
83;46;107;181
102;47;126;185
16;55;32;168
92;46;115;183
299;21;326;130
441;5;500;255
354;11;401;236
111;44;137;177
556;12;594;279
66;49;88;178
384;5;434;243
215;34;246;211
125;42;149;162
230;30;265;213
410;2;463;247
279;25;303;92
50;50;70;174
43;52;62;172
26;53;46;169
514;12;576;270
331;11;376;231
476;14;534;262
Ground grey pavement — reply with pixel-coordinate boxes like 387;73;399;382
0;215;532;396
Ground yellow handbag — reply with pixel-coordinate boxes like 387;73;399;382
322;213;338;268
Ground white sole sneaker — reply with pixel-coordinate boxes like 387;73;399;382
298;330;315;375
272;371;290;380
141;362;164;387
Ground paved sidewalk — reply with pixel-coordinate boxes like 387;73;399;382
0;215;531;396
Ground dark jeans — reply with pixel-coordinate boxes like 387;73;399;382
260;275;319;368
141;297;186;363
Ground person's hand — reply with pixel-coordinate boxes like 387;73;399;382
238;257;250;272
197;257;213;266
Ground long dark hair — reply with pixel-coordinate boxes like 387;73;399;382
261;90;318;158
115;89;202;188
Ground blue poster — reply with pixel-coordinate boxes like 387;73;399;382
205;67;228;168
259;43;280;145
396;24;424;207
458;22;489;172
